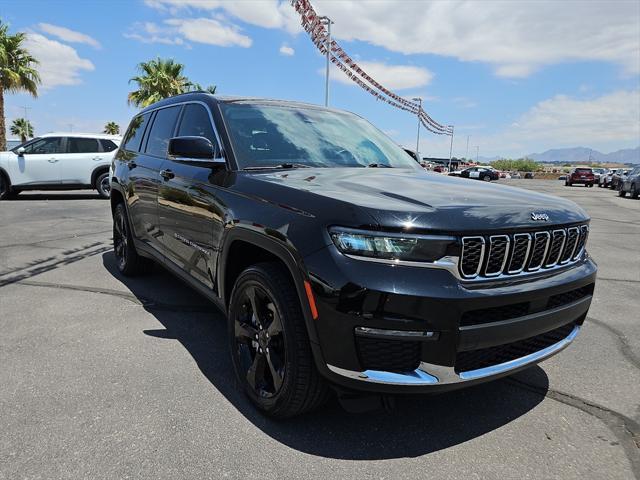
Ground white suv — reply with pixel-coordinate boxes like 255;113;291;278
0;132;121;199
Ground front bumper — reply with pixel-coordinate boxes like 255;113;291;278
303;245;597;394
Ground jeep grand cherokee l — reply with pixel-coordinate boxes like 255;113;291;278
110;93;597;418
0;132;121;199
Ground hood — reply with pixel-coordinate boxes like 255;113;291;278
248;168;589;233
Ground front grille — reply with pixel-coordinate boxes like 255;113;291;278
356;336;421;372
547;284;594;309
459;223;589;280
454;322;576;373
460;302;530;327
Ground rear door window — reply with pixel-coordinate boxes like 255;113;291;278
145;106;181;157
99;139;119;152
67;137;100;153
122;113;151;152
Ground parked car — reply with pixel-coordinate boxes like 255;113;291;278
0;132;121;199
448;169;464;176
558;175;567;180
459;166;499;181
610;169;631;190
511;171;522;179
591;168;606;183
565;167;594;187
433;165;447;173
110;93;596;417
598;169;614;188
524;172;535;179
618;166;640;199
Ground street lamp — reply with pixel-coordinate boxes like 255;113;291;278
412;97;422;162
318;16;333;107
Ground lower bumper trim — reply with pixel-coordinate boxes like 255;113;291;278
327;325;580;386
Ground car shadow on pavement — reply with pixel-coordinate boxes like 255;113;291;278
102;251;549;460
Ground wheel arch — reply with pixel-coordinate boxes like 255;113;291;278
91;165;110;188
218;227;320;347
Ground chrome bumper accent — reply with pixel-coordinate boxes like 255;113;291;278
327;325;580;386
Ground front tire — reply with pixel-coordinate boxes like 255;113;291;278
228;262;328;418
96;172;111;199
113;203;152;275
630;184;638;199
618;184;626;197
0;173;13;200
483;175;491;182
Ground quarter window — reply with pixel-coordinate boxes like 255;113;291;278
122;113;151;152
67;137;100;153
177;104;219;154
100;139;118;152
20;137;63;154
145;106;181;157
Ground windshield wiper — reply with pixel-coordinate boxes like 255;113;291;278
366;163;393;168
243;163;312;171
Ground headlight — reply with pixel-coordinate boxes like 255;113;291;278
329;227;458;263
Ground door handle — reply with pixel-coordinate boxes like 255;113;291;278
93;156;103;161
160;169;175;180
47;158;59;163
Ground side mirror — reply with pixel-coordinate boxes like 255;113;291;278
17;147;25;156
168;136;215;160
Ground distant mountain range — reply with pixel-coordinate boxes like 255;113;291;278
479;146;639;165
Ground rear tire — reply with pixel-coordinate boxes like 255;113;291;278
618;184;626;197
228;262;328;418
483;175;491;182
112;203;153;275
631;184;638;199
0;173;13;200
96;172;111;199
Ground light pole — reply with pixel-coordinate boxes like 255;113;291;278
412;97;422;162
466;135;470;159
319;16;333;107
475;145;479;164
448;125;454;172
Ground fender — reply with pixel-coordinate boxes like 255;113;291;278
90;164;110;188
0;166;10;185
218;225;321;347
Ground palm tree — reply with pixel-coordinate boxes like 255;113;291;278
10;117;32;142
128;57;217;108
0;22;40;150
103;121;120;135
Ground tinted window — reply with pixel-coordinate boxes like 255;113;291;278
145;106;181;157
100;139;118;152
575;168;592;173
21;137;63;154
67;137;99;153
123;113;151;152
177;103;218;154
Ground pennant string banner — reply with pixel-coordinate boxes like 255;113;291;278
292;0;453;136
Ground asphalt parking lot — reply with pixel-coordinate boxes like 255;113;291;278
1;180;639;480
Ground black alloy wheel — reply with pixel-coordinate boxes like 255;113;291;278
228;263;328;418
113;203;151;275
234;283;286;399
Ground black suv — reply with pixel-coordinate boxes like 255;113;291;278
110;93;597;417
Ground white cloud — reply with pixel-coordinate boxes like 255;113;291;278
472;90;640;156
147;1;640;78
279;44;294;56
124;22;185;45
325;61;433;91
311;0;640;77
145;0;301;34
23;33;95;89
165;18;252;47
37;23;101;49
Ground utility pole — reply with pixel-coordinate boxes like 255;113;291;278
448;125;454;172
319;16;333;107
20;106;32;120
412;97;422;162
476;145;479;164
466;135;470;159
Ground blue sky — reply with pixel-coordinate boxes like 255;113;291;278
1;0;639;158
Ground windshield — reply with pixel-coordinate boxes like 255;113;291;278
221;103;420;170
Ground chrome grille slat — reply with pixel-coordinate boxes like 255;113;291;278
507;233;532;274
459;224;589;281
560;227;580;264
527;231;551;271
484;235;510;277
460;237;485;278
544;229;567;267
